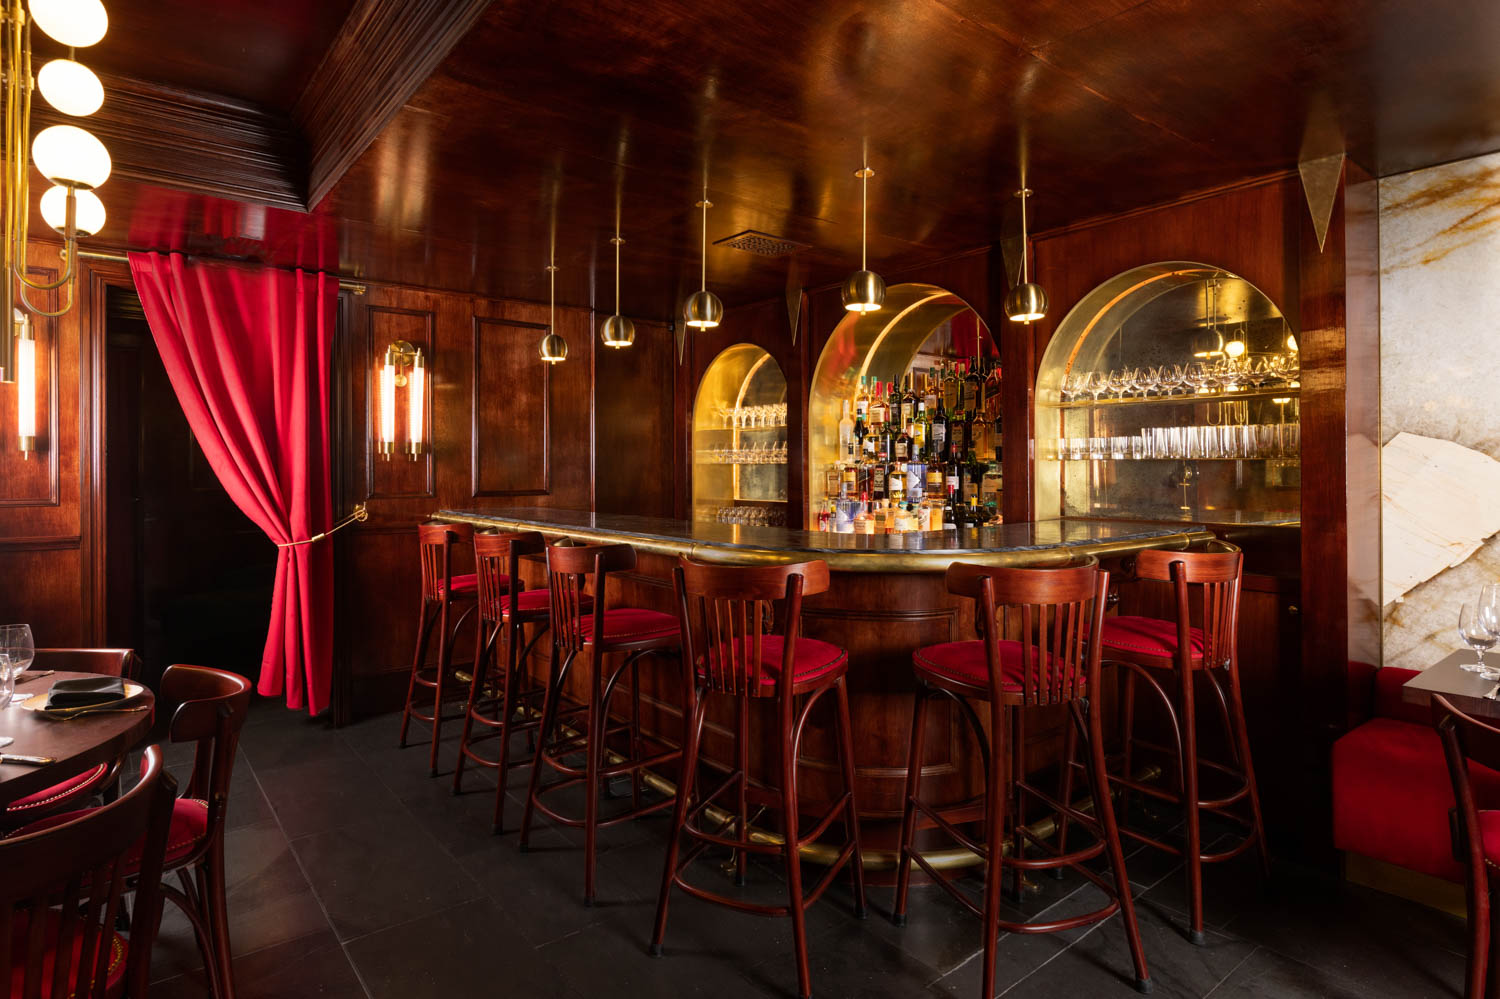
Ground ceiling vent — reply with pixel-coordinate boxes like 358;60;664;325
714;229;809;257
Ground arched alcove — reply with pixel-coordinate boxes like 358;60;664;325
692;343;789;524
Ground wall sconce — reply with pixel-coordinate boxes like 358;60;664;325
14;311;36;457
378;340;424;460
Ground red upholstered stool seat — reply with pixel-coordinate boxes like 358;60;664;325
912;640;1072;694
3;762;110;818
1100;615;1206;661
576;607;680;645
438;572;481;596
8;909;126;998
15;797;210;873
698;635;848;689
501;589;591;617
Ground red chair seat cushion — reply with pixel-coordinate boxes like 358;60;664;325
4;762;110;815
500;589;592;616
697;636;848;689
438;573;481;596
14;798;209;874
1100;616;1206;660
576;608;679;645
1332;717;1500;882
912;640;1075;693
8;908;126;998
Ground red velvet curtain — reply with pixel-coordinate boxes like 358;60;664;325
128;252;336;714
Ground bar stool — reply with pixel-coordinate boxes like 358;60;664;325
895;557;1151;998
452;531;592;831
652;558;866;999
1433;693;1500;999
399;522;479;776
519;541;683;906
1102;541;1268;945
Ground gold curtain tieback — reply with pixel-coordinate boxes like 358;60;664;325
276;504;370;548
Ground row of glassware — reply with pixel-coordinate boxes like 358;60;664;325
1051;422;1301;461
710;505;787;526
1060;356;1299;403
710;403;789;429
699;441;789;464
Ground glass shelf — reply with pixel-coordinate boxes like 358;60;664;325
1053;386;1300;410
1054;455;1300;463
698;425;789;433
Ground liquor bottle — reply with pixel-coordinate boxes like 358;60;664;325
965;358;984;419
967;496;982;527
853;375;870;423
841;461;857;498
900;374;918;430
870;379;889;430
930;395;948;461
894;422;912;462
923;369;938;413
984;361;1003;422
870;445;888;501
817;502;831;531
824;463;840;499
991;405;1004;465
941;362;961;412
948;387;966;458
838;399;856;462
943;486;959;530
888;461;906;506
854;495;875;535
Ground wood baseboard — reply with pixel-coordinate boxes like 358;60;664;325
1343;852;1466;917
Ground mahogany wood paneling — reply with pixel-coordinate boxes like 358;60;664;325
34;74;303;212
471;317;550;498
294;0;493;207
595;319;674;518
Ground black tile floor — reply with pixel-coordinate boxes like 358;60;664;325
145;700;1470;999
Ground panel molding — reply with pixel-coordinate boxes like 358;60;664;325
364;305;436;501
35;73;303;211
470;315;550;498
295;0;493;207
0;535;81;552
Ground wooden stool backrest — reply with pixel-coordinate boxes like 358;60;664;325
474;531;545;623
674;558;830;698
946;557;1105;706
32;648;141;682
1433;694;1500;881
0;744;176;999
158;665;252;844
546;542;637;654
1134;542;1242;670
417;522;475;602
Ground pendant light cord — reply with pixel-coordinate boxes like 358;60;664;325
614;230;621;315
1019;188;1030;284
699;189;708;292
861;168;868;271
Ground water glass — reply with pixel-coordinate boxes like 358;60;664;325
0;652;12;709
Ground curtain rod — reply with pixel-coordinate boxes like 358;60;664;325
76;249;368;295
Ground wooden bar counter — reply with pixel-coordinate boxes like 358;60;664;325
436;508;1213;869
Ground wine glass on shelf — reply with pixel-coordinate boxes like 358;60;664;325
1459;603;1499;675
0;624;33;690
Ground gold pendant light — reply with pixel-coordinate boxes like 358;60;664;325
683;187;722;329
841;165;885;313
1004;187;1048;323
538;254;567;364
599;216;634;347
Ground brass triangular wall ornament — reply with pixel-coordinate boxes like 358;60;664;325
673;318;685;365
785;255;803;346
999;233;1025;289
1299;152;1345;253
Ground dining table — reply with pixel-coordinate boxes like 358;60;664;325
1400;649;1500;721
0;671;155;807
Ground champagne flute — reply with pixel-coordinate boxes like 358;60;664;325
1460;603;1498;674
0;624;33;688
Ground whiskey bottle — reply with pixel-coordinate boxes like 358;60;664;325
894;422;912;462
900;374;918;430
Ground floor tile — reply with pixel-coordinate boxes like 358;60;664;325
257;752;406;840
290;810;481;942
1204;947;1367;999
345;897;581;999
149;930;363;999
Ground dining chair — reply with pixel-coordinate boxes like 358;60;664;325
1434;693;1500;999
4;647;146;826
0;743;176;999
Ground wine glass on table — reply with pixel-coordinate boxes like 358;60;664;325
1459;603;1498;676
1480;583;1500;655
0;624;33;689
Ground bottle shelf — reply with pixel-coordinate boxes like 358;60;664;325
1050;386;1300;411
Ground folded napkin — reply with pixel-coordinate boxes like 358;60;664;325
44;676;128;710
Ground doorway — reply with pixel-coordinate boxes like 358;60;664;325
102;286;273;687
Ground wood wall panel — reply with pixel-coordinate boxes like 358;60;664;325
595;320;674;517
471;317;550;498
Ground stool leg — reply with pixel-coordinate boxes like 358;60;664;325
892;687;930;925
398;600;436;749
1179;668;1205;944
1119;665;1137;820
651;692;707;957
1226;665;1271;878
492;619;524;834
1053;703;1079;876
520;643;566;852
779;702;813;999
584;649;606;906
452;617;494;795
980;706;1008;999
631;657;644;814
834;676;867;918
1010;705;1026;900
428;595;454;776
735;695;750;887
1080;699;1152;993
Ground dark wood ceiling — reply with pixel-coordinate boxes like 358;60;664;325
61;0;1500;320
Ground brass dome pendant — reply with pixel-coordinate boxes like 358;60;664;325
600;232;635;347
683;192;722;329
538;262;568;363
842;166;885;313
1005;187;1048;323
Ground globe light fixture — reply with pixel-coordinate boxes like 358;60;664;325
40;185;105;237
29;0;108;47
37;59;104;116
